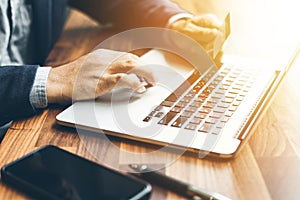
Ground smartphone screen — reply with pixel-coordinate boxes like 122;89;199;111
1;145;151;200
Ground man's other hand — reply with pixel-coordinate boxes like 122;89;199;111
169;14;223;62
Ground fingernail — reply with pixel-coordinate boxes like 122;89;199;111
136;86;146;93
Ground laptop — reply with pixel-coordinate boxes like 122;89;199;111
56;14;292;158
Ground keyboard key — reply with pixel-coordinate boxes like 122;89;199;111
222;82;232;86
199;108;211;114
213;107;226;113
181;97;192;103
171;116;188;128
185;123;197;131
193;85;202;92
181;111;193;118
158;111;178;125
196;80;205;87
215;90;225;95
205;118;217;124
210;81;220;87
203;88;212;95
189;89;198;95
171;107;182;113
143;116;151;122
229;74;238;79
243;88;250;92
149;111;156;116
239;91;248;97
210;112;222;119
184;93;196;98
245;82;253;88
225;93;237;99
225;78;235;83
221;117;229;123
221;98;233;103
229;89;240;94
199;93;208;98
207;98;218;104
228;106;237;112
237;78;248;83
217;102;230;108
221;68;230;73
211;128;222;135
165;93;178;102
235;82;245;87
208;85;216;91
236;96;244;101
219;85;230;90
190;100;202;108
154;112;164;118
211;94;224;99
190;117;202;125
155;105;163;111
161;101;174;107
177;101;188;108
198;123;213;133
186;106;197;113
232;85;243;90
225;111;233;117
203;77;209;83
203;102;215;109
216;122;226;129
240;75;251;79
232;101;241;106
195;97;205;103
215;75;224;80
194;113;206;119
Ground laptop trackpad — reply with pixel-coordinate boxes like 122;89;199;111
97;89;142;104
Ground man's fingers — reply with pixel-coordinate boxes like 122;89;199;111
130;67;156;87
108;53;141;73
191;14;221;29
96;73;147;98
108;53;156;87
112;73;147;93
180;22;218;43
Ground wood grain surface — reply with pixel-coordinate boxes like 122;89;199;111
0;1;299;199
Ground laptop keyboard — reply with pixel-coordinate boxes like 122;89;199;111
143;64;259;135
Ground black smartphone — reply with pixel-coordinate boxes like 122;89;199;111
1;145;151;200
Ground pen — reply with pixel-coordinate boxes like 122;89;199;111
129;164;231;200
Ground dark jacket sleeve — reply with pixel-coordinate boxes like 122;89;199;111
0;65;38;126
69;0;188;29
32;0;70;65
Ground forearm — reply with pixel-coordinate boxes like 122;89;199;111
68;0;188;29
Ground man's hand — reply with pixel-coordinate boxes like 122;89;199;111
169;14;223;63
46;49;155;104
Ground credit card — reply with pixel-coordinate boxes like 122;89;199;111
213;13;231;58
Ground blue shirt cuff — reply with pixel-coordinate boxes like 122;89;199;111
29;67;51;109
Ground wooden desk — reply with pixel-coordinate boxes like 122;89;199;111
1;1;300;199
